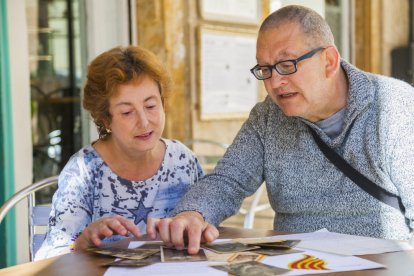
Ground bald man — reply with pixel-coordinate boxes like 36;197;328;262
147;5;414;254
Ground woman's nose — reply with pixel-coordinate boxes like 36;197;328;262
136;111;149;128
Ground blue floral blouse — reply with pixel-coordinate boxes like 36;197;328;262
35;139;203;259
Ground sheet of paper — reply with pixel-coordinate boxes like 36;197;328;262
262;249;385;275
104;240;230;276
103;237;386;276
266;229;413;255
105;261;227;276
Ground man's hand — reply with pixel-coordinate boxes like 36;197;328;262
73;215;142;251
147;211;219;254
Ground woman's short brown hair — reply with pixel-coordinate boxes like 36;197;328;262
83;45;171;139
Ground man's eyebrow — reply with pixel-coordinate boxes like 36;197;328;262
257;50;292;65
277;50;291;59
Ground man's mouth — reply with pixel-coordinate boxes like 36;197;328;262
278;92;297;98
280;93;296;97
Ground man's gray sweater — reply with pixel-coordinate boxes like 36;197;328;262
174;60;414;240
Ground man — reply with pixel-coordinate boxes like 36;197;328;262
147;5;414;254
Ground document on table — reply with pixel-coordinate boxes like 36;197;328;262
105;261;225;276
104;240;227;276
103;238;385;276
267;229;413;255
263;248;385;275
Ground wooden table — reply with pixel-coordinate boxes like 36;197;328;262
1;227;413;276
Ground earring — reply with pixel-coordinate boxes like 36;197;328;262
106;128;112;134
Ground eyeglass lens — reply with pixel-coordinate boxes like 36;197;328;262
251;47;324;80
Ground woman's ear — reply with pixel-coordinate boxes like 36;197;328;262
323;46;340;78
103;118;111;131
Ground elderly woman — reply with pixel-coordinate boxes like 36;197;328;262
35;45;203;259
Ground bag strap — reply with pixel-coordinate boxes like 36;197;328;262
308;127;405;214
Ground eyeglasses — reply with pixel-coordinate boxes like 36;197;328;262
250;47;325;80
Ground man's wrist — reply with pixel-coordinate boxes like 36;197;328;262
176;210;205;221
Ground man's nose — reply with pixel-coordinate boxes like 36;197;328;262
268;68;288;88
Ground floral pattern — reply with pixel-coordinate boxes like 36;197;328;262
35;139;203;260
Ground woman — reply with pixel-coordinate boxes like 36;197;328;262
35;45;203;259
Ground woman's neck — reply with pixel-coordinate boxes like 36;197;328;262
93;138;166;181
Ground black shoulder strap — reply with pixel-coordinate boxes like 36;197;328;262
308;127;405;214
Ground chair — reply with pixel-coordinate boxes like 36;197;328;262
0;175;58;261
183;139;229;174
238;184;271;229
183;139;271;229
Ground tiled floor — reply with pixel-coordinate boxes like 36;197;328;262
219;185;275;230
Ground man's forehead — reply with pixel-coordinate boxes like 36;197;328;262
256;25;306;62
256;41;302;63
259;21;302;38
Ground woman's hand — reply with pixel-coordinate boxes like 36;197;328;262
73;215;142;251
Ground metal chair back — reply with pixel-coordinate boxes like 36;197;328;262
0;176;59;261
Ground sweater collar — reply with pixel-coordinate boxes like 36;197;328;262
341;59;375;130
297;60;375;145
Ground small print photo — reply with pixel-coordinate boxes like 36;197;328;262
202;242;259;254
161;247;207;262
211;260;290;276
251;248;303;256
88;247;158;260
236;238;301;249
227;252;265;263
256;240;301;249
135;242;163;250
204;250;233;262
104;252;161;267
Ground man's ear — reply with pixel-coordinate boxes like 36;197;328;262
323;46;340;78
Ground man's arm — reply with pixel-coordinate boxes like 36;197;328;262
147;100;271;253
380;79;414;234
173;102;269;225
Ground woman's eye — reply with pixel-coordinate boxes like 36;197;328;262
121;111;132;116
146;105;156;109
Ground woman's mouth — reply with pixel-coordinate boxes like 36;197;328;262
135;131;153;140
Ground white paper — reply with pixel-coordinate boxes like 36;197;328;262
266;229;413;255
105;261;226;276
104;240;230;276
262;249;385;275
104;237;386;276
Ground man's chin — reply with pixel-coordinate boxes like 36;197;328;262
279;107;302;118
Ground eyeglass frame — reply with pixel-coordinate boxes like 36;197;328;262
250;47;326;80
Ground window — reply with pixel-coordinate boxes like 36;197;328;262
26;0;83;202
